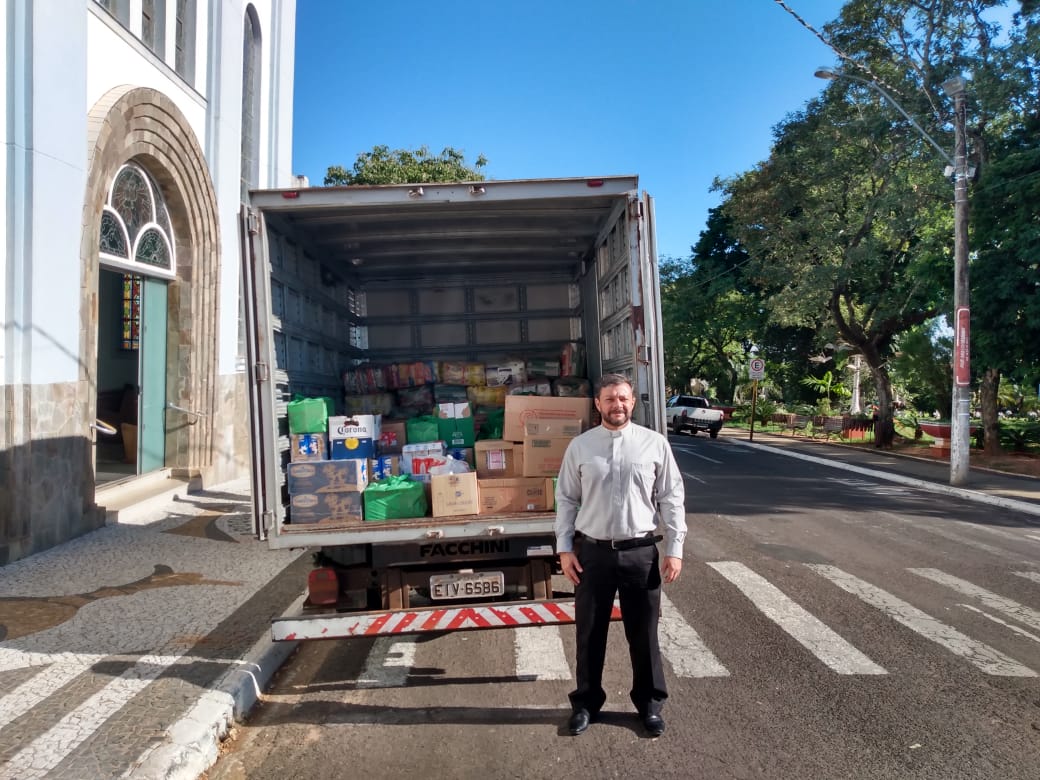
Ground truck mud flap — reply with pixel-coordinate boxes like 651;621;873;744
272;598;621;641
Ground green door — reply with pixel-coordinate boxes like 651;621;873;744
138;277;168;473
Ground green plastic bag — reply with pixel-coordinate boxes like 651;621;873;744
477;408;505;440
406;415;440;443
287;396;331;434
364;475;428;521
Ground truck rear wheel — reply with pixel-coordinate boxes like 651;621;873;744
710;428;719;439
671;417;683;435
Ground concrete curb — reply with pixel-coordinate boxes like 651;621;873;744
123;593;306;780
729;437;1040;518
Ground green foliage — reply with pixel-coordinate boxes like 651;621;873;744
889;320;952;417
800;369;852;408
999;421;1040;452
324;145;488;186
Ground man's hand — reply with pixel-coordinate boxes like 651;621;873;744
662;556;682;584
559;551;582;585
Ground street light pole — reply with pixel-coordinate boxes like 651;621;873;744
815;67;971;486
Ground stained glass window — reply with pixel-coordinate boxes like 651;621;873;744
99;162;175;277
122;274;142;350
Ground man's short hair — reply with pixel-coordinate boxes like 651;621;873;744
594;373;633;397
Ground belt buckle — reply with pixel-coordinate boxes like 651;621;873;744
610;538;626;550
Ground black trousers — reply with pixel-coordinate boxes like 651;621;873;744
568;537;667;717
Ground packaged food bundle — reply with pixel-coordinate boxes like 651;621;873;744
434;384;469;403
439;362;485;386
526;358;561;378
387;361;438;389
343;365;387;395
560;342;587;377
343;393;394;415
553;377;591;397
508;378;552;396
396;384;434;409
467;384;507;407
485;360;526;387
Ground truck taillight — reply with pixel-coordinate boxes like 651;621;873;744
308;568;339;606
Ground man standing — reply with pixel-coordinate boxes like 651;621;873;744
555;373;687;737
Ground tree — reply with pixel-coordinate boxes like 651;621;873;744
718;87;949;446
324;145;488;186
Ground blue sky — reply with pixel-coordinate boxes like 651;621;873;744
291;0;847;261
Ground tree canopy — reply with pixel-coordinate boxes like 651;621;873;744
324;145;488;186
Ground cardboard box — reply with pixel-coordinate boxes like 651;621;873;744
369;455;400;481
437;402;475;447
522;436;571;477
503;396;592;442
287;459;368;494
478;478;552;514
474;440;523;478
289;490;364;525
379;420;407;454
329;414;381;459
289;433;327;462
546;477;557;510
524;419;582;438
431;471;480;517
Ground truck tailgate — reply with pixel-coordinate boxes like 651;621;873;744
267;510;556;549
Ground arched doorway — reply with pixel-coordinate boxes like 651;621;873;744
95;162;176;484
81;87;221;495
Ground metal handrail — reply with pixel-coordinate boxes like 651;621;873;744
93;419;118;436
166;402;206;425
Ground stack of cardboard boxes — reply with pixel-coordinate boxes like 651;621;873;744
283;360;594;526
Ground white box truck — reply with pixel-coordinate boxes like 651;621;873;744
241;176;667;641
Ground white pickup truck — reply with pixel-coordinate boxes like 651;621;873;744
665;395;725;438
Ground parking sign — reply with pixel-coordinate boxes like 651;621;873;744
749;358;765;380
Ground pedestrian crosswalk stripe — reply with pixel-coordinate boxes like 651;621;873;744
357;637;417;688
0;654;182;780
909;568;1040;632
1015;570;1040;584
808;565;1036;677
659;592;729;677
709;562;886;675
958;604;1040;644
0;656;101;731
515;626;571;680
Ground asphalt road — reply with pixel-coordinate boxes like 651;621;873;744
205;434;1040;780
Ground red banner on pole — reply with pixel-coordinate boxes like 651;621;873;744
954;306;970;387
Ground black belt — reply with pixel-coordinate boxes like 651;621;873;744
575;532;663;551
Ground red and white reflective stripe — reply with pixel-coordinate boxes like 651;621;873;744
272;600;622;642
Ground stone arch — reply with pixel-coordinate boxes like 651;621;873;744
80;86;220;486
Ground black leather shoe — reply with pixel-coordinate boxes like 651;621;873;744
568;708;591;735
643;714;665;737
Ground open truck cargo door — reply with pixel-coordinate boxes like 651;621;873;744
240;204;280;539
586;190;664;432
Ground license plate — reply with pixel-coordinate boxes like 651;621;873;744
429;571;505;600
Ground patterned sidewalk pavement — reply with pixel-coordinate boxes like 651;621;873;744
0;479;308;780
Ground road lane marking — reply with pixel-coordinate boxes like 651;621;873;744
1015;570;1040;584
682;471;707;484
0;654;183;780
357;637;417;688
515;626;571;680
958;604;1040;644
808;565;1036;677
659;592;729;677
672;447;723;464
909;568;1040;632
1026;535;1040;543
708;562;886;675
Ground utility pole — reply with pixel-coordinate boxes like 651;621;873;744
945;76;971;486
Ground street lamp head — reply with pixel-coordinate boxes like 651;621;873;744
941;75;968;98
814;67;840;80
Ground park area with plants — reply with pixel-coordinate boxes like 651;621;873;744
663;0;1039;472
